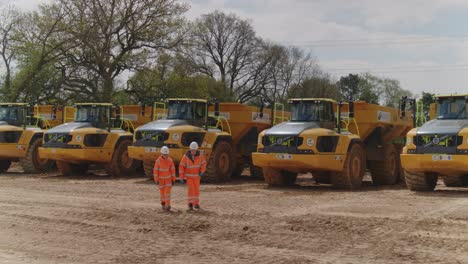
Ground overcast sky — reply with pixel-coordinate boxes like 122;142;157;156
4;0;468;97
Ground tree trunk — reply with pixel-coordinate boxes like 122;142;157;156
102;75;114;102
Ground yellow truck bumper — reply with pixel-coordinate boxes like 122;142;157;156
401;154;468;175
128;146;187;163
38;147;113;163
128;146;160;161
0;144;27;159
252;152;346;173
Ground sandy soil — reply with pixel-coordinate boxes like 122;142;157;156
0;166;467;264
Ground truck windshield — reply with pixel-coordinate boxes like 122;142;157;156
0;106;26;123
437;98;467;119
290;101;334;122
75;105;110;124
167;101;206;120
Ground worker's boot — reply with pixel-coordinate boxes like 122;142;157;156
188;203;194;210
161;202;166;210
194;204;200;209
165;205;171;211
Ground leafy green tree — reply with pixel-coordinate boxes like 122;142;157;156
420;92;435;116
288;72;339;100
125;53;227;104
40;0;187;102
337;74;360;101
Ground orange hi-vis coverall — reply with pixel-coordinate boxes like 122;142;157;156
153;156;176;206
179;151;207;206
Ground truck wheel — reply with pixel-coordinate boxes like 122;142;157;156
370;144;399;185
204;141;234;183
143;159;155;179
249;164;264;179
394;145;406;186
331;143;366;189
405;171;438;191
20;137;54;173
313;171;331;184
442;175;468;187
0;160;11;173
56;161;89;176
264;167;297;186
105;139;138;177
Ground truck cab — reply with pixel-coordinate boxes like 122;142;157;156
39;103;149;176
0;103;63;173
402;94;468;190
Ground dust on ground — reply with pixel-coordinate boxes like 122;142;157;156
0;166;467;264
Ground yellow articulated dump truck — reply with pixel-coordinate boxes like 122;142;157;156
252;98;414;189
128;98;287;182
0;103;67;173
39;103;152;176
402;94;468;191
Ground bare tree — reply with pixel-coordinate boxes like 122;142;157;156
188;10;265;102
0;5;21;98
259;44;316;105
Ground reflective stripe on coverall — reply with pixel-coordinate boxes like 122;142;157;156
153;156;176;205
179;151;207;205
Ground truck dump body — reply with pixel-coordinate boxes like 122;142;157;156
253;98;413;189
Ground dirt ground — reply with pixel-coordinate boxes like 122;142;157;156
0;165;467;264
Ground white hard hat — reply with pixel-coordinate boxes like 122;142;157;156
189;141;199;150
160;146;169;155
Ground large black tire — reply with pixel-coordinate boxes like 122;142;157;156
313;171;331;184
394;145;406;186
263;167;297;186
331;143;366;189
105;139;139;177
20;137;54;173
442;175;468;187
56;161;89;176
143;159;155;180
0;160;11;173
405;171;438;192
232;158;247;178
370;144;399;185
249;164;264;179
203;141;234;183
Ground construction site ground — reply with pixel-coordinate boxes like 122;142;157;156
0;164;467;264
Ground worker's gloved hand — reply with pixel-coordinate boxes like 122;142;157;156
199;172;204;177
179;179;185;184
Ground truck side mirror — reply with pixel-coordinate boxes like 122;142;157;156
52;105;57;119
400;100;407;117
140;102;146;116
214;100;220;117
349;101;354;118
259;104;264;118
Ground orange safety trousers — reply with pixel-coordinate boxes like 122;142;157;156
153;156;176;205
179;152;207;205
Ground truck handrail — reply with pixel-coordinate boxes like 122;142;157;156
208;114;232;135
273;103;287;124
153;102;166;121
336;105;360;137
415;101;426;126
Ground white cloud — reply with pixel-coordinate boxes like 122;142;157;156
5;0;468;96
0;0;49;10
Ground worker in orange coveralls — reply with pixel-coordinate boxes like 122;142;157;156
153;146;176;211
179;141;207;210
